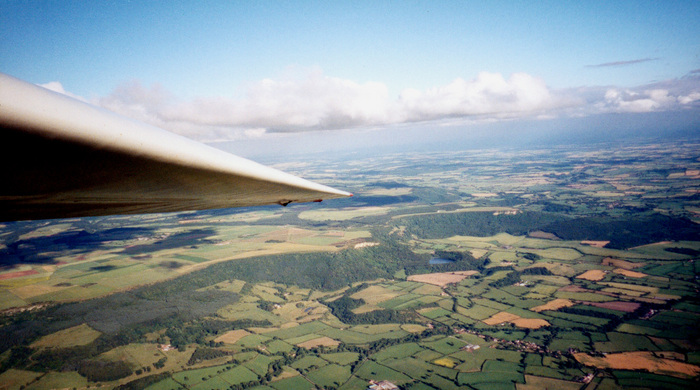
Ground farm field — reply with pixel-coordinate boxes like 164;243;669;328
0;139;698;389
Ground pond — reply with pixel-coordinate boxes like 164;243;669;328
429;257;455;265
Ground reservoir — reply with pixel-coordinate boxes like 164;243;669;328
429;257;455;265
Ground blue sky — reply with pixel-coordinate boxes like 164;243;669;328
2;1;699;152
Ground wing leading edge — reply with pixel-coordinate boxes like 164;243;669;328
0;73;352;221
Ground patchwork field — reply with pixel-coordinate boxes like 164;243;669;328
1;140;699;389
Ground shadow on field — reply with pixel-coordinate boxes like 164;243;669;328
0;227;154;266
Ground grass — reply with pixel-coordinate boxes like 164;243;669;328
320;328;388;344
269;375;314;390
285;333;324;346
171;365;238;388
458;304;501;320
99;343;168;369
266;339;295;354
306;364;352;389
419;373;462;390
372;343;424;362
321;352;360;365
145;377;182;390
549;338;589;352
458;370;524;386
192;376;231;390
235;334;272;349
594;332;659;353
519;374;582;389
0;290;27;310
377;293;421;309
350;324;404;335
0;369;44;390
421;336;467;355
452;347;523;372
541;311;610;326
218;366;260;385
612;370;699;390
651;310;700;327
553;291;616;302
245;354;275;376
353;360;412;384
291;356;328;371
418;307;454;320
266;321;331;340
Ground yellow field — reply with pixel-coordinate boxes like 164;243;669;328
576;269;607;281
11;283;72;300
363;187;413;196
401;324;428;333
31;323;102;349
483;311;549;329
433;357;459;368
511;318;550;329
215;329;251;344
99;343;174;370
298;207;390;221
530;298;574;313
350;285;402;305
580;240;609;248
297;336;340;349
483;311;520;325
407;271;478;287
410;283;444;296
533;247;582;261
276;301;329;323
529;231;559;240
612;268;647;278
574;351;700;379
602;257;645;269
352;304;382;314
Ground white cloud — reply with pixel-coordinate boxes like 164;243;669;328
679;91;700;105
397;72;556;121
38;81;87;102
55;68;698;141
160;70;396;131
600;87;687;113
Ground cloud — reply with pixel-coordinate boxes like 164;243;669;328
586;58;660;68
160;69;396;131
591;73;700;113
95;70;564;137
80;69;700;141
38;81;87;102
600;88;673;113
397;72;561;122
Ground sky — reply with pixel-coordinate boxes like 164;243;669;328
2;0;699;157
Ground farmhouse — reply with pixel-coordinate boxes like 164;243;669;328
368;380;399;390
158;344;173;351
461;343;481;352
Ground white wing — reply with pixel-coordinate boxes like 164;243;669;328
0;73;351;221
